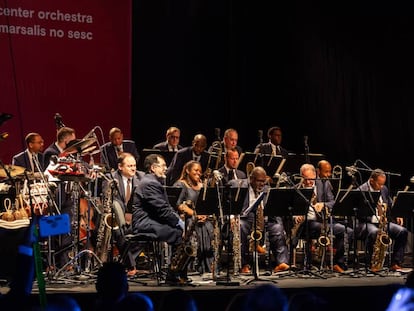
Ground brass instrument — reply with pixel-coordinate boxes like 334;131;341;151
211;214;221;280
246;162;255;181
170;208;197;273
95;183;119;263
371;203;392;272
249;193;265;252
206;140;223;187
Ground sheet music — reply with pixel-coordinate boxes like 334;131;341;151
241;191;265;217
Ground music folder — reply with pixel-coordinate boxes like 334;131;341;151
391;191;414;218
222;186;247;216
236;152;258;173
283;153;325;175
165;186;183;207
264;188;314;217
195;187;220;215
332;189;381;217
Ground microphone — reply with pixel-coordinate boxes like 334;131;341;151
304;135;308;148
214;128;221;141
213;170;223;181
0;132;9;141
345;166;358;176
258;130;263;144
0;113;13;126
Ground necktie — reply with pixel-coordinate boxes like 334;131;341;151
125;179;131;204
230;169;235;180
32;153;38;172
116;146;122;157
277;145;281;155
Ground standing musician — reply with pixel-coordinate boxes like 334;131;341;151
238;166;290;274
355;168;408;272
293;163;352;273
131;154;187;285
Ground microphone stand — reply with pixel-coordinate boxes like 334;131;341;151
304;135;310;164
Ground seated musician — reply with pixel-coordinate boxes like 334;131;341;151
293;163;352;273
354;168;408;272
173;160;215;275
236;166;290;274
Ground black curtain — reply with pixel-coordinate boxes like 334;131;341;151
131;1;414;192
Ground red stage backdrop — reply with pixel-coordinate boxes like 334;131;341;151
0;0;131;164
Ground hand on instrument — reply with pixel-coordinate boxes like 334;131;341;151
313;202;324;213
293;215;304;224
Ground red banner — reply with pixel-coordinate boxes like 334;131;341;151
0;0;131;164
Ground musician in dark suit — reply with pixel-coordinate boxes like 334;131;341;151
166;134;209;186
355;168;408;272
101;152;144;276
131;154;185;284
152;126;183;152
43;127;76;166
236;166;290;274
12;132;46;172
100;127;140;171
218;148;247;186
208;128;243;169
254;126;289;158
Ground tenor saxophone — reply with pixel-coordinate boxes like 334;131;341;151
231;215;241;275
371;203;392;272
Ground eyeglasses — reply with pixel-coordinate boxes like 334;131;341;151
154;163;167;169
169;136;180;139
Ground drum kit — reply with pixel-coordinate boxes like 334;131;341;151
0;135;108;282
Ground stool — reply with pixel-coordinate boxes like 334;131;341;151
121;232;163;285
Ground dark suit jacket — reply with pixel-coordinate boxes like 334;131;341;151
152;141;183;151
254;142;289;158
166;146;210;186
218;166;247;186
43;143;60;166
100;140;140;171
12;150;45;172
132;173;182;244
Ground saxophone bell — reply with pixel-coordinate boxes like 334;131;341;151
317;234;330;247
250;230;263;242
104;213;119;230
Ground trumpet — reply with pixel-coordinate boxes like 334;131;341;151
208;140;223;170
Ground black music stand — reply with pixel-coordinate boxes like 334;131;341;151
138;149;177;171
264;188;323;278
391;191;414;267
236;152;259;173
283;153;325;175
254;154;285;178
332;189;380;277
195;187;220;216
165;186;183;207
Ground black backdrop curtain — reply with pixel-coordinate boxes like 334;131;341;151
131;1;414;192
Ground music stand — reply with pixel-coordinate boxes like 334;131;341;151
216;187;248;286
194;187;220;216
332;189;380;277
391;191;414;267
165;186;183;207
255;155;284;179
264;188;323;278
282;153;325;175
236;152;259;173
138;149;176;171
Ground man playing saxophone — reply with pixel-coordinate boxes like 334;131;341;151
355;168;408;272
293;162;352;273
237;166;290;274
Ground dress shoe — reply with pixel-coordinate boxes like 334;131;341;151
390;264;402;272
333;264;345;273
256;244;266;254
274;263;289;273
127;268;138;277
240;265;251;274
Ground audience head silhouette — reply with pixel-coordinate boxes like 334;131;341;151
242;284;288;311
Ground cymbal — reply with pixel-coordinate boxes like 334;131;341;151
63;138;96;155
0;165;25;178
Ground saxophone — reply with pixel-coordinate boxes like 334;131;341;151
170;209;197;273
95;183;119;263
231;215;241;275
211;214;221;280
249;196;265;252
371;203;392;272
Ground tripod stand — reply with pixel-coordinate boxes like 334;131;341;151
53;175;102;282
332;187;380;277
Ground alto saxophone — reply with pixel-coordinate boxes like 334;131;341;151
371;203;392;272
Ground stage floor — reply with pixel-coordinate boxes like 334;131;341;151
0;266;410;311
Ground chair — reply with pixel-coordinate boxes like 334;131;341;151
112;200;163;285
